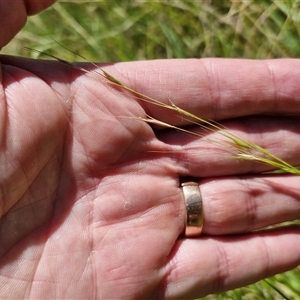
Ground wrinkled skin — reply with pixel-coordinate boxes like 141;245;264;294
1;55;300;299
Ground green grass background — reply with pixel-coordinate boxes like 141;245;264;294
2;0;300;299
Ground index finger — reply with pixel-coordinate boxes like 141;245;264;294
111;58;300;124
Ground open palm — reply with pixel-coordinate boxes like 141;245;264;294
1;56;300;299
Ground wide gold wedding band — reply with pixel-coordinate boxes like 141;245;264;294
181;182;203;237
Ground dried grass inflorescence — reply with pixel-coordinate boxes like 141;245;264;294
100;69;300;176
27;45;300;176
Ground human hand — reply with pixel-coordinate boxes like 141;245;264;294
1;56;300;299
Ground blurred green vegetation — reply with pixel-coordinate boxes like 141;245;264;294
2;0;300;299
3;0;300;61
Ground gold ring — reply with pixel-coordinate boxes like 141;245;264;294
181;182;203;237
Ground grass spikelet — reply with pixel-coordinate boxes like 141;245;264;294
102;71;300;175
97;71;298;174
26;46;300;176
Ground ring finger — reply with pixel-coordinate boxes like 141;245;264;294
197;175;300;235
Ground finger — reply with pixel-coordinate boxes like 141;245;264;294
0;1;56;49
4;57;300;124
110;59;300;125
25;0;56;16
158;115;300;176
0;1;27;49
160;227;300;299
200;175;300;235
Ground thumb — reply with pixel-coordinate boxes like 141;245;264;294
0;0;56;49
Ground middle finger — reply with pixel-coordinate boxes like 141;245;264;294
158;115;300;176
